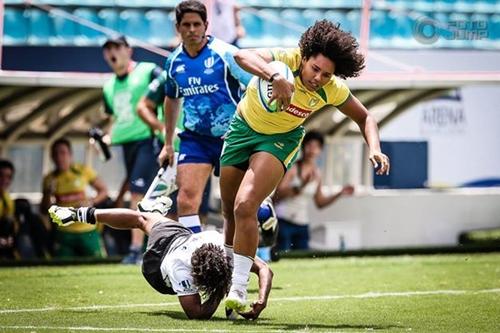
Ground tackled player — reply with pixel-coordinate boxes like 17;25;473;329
48;197;273;320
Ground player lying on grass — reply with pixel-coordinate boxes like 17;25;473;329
48;197;273;320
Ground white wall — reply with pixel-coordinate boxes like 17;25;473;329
380;85;500;186
308;188;500;250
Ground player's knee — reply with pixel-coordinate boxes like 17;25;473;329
177;188;200;212
234;198;259;221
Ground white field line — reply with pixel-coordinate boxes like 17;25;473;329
0;326;258;332
272;288;500;302
0;301;179;314
1;288;499;315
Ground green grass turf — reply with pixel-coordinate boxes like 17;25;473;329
0;253;499;332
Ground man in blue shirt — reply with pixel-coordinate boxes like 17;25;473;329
159;0;251;234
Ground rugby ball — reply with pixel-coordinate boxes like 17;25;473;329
257;61;294;113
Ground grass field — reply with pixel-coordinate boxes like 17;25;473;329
0;253;499;332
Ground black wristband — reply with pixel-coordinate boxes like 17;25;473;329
76;207;97;224
269;72;280;83
87;207;96;224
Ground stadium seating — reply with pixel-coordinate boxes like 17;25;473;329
258;8;283;47
50;10;78;45
73;8;102;45
118;9;150;42
2;1;499;49
370;10;394;48
62;0;115;6
302;9;323;28
27;9;53;45
489;14;500;43
146;10;175;47
280;9;304;46
391;14;416;48
345;9;361;37
324;10;350;33
3;8;28;45
98;8;119;32
238;10;263;48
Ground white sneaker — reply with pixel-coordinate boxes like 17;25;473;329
225;287;247;312
137;196;173;216
48;205;77;227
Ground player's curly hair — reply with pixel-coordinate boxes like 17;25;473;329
299;19;365;79
191;243;232;304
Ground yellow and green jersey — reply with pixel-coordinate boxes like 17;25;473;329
0;191;15;220
239;48;351;134
42;164;97;233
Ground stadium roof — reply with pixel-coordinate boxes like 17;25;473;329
1;49;500;152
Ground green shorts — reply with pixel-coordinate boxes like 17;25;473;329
220;114;305;170
55;229;106;258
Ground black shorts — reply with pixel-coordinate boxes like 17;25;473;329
141;221;192;295
121;137;159;194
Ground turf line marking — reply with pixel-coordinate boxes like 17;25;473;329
0;326;248;332
0;326;279;333
0;302;178;314
1;288;498;315
272;288;500;302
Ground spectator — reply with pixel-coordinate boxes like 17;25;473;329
274;131;354;251
206;0;246;46
0;159;18;260
40;138;108;258
15;198;51;259
102;35;163;264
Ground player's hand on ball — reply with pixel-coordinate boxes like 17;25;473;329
270;75;294;112
369;150;390;175
239;299;267;320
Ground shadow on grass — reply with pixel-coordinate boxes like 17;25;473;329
247;286;283;293
147;310;404;330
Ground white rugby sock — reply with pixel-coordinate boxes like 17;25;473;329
224;244;234;265
179;215;201;233
231;253;254;290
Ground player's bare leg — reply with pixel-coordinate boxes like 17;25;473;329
49;196;173;235
223;152;284;312
220;166;246;261
122;192;146;264
176;163;212;232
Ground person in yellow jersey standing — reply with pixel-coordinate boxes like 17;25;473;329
221;20;390;316
41;138;109;258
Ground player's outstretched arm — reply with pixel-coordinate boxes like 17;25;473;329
178;293;221;320
338;95;390;175
239;257;274;320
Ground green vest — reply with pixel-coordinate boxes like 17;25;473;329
145;70;184;152
103;62;157;144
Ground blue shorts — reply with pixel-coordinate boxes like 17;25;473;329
177;130;224;177
277;218;309;251
121;138;159;194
